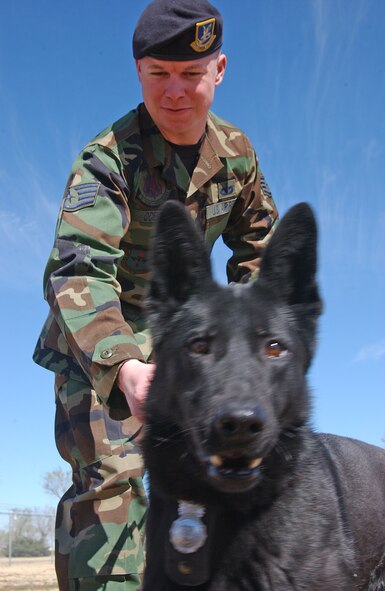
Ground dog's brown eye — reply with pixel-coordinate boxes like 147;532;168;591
264;340;287;359
189;338;210;355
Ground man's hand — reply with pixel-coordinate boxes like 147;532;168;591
117;359;155;421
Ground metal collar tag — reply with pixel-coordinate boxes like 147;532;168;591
165;500;216;586
170;501;207;554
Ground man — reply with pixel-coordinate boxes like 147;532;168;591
33;1;278;590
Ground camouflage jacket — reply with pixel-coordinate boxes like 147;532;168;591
33;103;278;407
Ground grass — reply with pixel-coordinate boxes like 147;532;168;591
0;556;58;590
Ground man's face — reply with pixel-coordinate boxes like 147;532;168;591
136;52;226;145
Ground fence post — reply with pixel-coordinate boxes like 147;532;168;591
8;511;16;566
51;513;55;563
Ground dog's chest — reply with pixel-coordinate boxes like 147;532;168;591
206;552;357;591
201;512;359;591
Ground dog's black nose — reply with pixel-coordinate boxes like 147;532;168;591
214;409;264;441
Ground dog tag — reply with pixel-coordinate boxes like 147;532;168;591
169;501;207;554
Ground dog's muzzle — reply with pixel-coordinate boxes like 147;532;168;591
205;408;265;492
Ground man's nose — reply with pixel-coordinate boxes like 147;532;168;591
164;76;186;100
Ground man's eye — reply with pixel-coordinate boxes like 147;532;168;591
264;340;287;359
188;338;210;355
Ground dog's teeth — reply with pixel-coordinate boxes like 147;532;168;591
249;458;263;469
210;455;223;467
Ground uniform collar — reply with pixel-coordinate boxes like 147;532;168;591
205;112;241;158
138;104;227;194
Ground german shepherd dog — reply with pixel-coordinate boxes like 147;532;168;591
142;201;385;590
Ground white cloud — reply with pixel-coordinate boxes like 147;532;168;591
0;87;64;291
0;159;58;291
353;341;385;363
0;207;53;291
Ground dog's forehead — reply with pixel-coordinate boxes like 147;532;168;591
182;282;284;331
227;282;294;332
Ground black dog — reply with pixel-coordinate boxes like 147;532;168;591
142;201;385;590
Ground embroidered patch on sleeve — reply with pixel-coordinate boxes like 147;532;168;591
260;174;273;199
63;182;100;212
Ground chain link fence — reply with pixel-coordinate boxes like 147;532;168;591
0;510;55;565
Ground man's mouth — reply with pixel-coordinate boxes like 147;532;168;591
162;106;192;113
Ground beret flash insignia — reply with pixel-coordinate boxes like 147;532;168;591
190;18;216;53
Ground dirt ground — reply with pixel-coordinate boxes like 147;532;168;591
0;556;58;590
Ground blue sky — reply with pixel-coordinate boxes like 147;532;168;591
0;0;384;514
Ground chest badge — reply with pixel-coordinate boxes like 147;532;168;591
169;501;207;554
138;172;168;207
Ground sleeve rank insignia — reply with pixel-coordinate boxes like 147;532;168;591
63;182;100;212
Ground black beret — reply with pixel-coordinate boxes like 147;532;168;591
133;0;223;61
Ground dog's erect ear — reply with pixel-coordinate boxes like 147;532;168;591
258;202;321;308
146;201;213;313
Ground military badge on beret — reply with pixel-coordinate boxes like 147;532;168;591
190;18;216;53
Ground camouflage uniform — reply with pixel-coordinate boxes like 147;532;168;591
33;103;278;591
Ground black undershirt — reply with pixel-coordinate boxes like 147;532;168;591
167;135;205;177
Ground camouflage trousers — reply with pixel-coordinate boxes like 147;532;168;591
54;376;147;591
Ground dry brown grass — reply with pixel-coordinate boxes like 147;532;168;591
0;556;58;590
